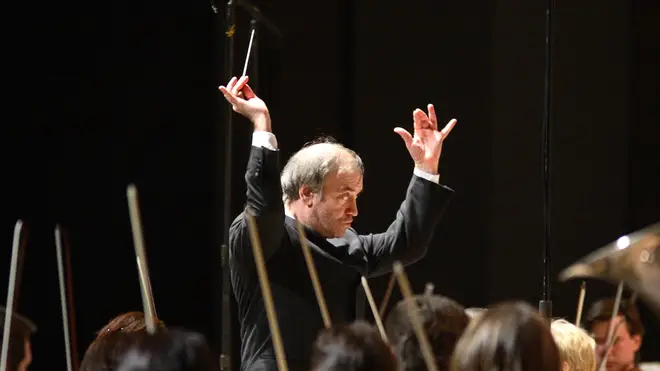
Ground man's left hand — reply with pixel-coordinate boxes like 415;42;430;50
394;104;457;175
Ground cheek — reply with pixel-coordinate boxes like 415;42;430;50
316;201;338;219
319;199;343;213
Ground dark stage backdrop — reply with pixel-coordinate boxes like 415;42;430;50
2;0;658;370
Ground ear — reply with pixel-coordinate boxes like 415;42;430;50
299;185;315;206
630;334;642;352
562;360;570;371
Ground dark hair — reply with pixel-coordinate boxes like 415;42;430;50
585;297;645;337
81;331;144;371
385;294;469;371
116;329;219;371
0;308;37;371
97;312;166;338
81;312;167;371
310;321;396;371
450;301;561;371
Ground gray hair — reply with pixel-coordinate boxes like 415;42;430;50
281;139;364;204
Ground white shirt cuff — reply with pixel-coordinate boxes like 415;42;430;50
414;168;440;184
252;131;278;151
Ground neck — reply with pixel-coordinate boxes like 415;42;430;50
285;201;323;235
284;201;296;219
285;200;308;221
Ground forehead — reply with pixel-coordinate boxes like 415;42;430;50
591;316;631;337
324;170;363;191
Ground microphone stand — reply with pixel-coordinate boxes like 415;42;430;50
539;0;554;320
212;1;280;370
220;2;236;370
249;19;258;88
210;0;236;369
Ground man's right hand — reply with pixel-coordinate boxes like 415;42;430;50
219;76;271;132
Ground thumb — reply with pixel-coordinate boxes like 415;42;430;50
393;128;413;149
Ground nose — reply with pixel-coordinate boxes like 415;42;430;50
347;198;358;217
595;344;612;359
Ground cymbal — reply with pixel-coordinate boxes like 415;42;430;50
558;222;660;317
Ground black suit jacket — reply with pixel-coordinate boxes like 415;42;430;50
229;145;454;371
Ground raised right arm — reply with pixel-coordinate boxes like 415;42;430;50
222;76;285;263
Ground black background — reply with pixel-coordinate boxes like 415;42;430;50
2;0;659;369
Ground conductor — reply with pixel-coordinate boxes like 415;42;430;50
219;75;457;371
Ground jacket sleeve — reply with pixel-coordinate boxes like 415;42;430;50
229;145;285;265
358;175;454;277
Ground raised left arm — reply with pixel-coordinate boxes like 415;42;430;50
360;104;457;276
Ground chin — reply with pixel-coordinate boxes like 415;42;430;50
333;227;349;237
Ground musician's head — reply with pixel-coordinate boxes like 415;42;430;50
451;301;561;371
550;319;596;371
0;308;36;371
385;294;469;371
310;321;396;371
96;311;166;338
81;311;166;371
585;298;644;371
81;331;140;371
115;329;218;371
281;137;364;238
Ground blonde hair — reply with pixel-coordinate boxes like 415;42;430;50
550;319;596;371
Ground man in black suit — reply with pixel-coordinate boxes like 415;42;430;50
219;75;457;371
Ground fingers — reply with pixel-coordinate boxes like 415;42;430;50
226;77;238;92
413;109;431;130
232;75;249;95
241;84;256;99
427;104;438;130
441;119;457;137
218;86;244;109
219;75;253;109
393;127;413;149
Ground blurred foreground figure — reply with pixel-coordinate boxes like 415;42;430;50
550;319;596;371
116;329;219;371
385;294;469;371
309;321;396;371
0;307;36;371
451;301;561;371
586;298;645;371
97;312;166;336
80;311;166;371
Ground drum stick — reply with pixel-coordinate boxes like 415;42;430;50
295;219;332;328
597;282;624;371
55;226;74;371
1;221;24;371
361;277;388;343
246;211;289;371
378;273;396;318
575;281;586;327
393;262;438;371
127;184;158;334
